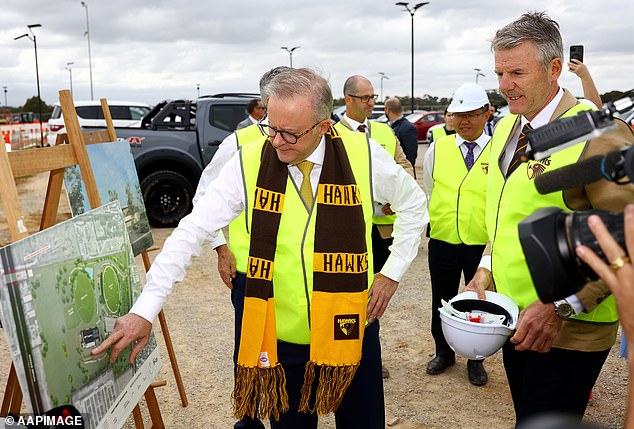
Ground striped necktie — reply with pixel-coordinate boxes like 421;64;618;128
507;123;533;177
297;160;314;206
464;141;477;170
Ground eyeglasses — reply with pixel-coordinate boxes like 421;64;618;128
452;109;486;121
262;120;323;144
347;94;378;103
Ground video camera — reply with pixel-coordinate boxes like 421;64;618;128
518;97;634;303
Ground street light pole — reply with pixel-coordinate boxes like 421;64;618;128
81;1;94;100
66;62;75;94
2;87;7;107
474;68;485;84
378;72;390;102
395;2;429;113
196;83;200;98
280;46;300;68
15;24;44;147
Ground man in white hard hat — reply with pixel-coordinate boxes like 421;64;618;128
422;83;492;386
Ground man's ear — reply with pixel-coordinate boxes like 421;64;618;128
550;57;563;81
319;119;331;135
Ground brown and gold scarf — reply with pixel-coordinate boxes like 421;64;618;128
232;126;369;420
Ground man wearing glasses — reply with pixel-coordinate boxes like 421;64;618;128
335;75;416;380
422;83;492;386
236;98;266;130
93;67;428;428
193;66;289;429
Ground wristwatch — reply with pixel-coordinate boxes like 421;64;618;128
554;299;575;318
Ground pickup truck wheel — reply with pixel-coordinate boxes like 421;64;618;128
141;170;194;227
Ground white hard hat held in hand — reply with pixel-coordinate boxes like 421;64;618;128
438;291;519;360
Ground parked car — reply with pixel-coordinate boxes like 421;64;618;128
90;93;256;227
46;100;151;145
406;111;444;143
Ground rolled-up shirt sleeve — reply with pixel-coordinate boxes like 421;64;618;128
131;153;245;322
369;139;429;282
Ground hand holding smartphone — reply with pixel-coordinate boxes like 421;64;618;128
570;45;584;63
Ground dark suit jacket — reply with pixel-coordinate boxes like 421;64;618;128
391;116;418;169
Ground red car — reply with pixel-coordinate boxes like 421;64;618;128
406;111;444;143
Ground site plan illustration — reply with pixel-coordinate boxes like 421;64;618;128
0;202;160;429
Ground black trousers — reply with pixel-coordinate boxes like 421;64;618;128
502;341;611;425
427;238;485;358
232;273;385;429
371;224;393;273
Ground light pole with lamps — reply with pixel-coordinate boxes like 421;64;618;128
474;68;485;84
66;62;75;94
280;46;300;68
2;87;7;107
81;1;94;100
378;72;390;102
395;2;429;114
196;83;200;98
14;24;44;147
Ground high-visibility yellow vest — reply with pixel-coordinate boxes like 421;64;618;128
429;134;489;245
431;125;449;142
335;120;398;226
486;105;618;322
228;124;266;272
240;132;374;344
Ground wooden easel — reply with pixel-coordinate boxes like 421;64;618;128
0;90;186;427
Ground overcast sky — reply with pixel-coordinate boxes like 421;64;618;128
2;0;633;108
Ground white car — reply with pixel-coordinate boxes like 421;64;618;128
46;100;151;145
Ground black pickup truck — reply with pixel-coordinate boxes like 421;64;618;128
106;93;257;227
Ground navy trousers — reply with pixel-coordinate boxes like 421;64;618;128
232;273;385;429
502;341;610;425
427;238;485;357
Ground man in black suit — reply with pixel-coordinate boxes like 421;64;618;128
385;97;418;172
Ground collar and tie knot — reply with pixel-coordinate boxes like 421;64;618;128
507;123;533;177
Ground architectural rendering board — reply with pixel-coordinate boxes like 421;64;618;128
0;202;160;429
64;140;153;256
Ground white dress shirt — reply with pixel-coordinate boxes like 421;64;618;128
131;136;429;323
193;118;268;249
422;131;491;197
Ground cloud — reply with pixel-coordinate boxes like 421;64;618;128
2;0;633;107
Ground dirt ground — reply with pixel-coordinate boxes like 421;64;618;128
0;149;629;428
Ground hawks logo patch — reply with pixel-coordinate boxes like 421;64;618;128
481;162;489;174
527;158;551;180
334;314;360;340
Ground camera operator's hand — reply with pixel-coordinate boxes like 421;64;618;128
511;301;562;352
464;267;493;300
576;204;634;348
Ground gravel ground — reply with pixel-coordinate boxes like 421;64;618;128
0;148;628;428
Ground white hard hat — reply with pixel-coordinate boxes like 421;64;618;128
447;83;490;113
438;290;518;360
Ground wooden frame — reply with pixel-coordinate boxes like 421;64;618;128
0;90;188;428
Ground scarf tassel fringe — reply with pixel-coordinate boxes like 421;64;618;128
232;365;289;421
299;361;360;415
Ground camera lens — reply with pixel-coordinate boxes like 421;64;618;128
567;210;626;279
519;208;625;303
